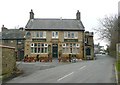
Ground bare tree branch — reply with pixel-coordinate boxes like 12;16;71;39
94;15;118;43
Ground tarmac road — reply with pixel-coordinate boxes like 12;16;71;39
6;54;116;83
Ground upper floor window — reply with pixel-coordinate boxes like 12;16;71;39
40;32;43;38
36;32;39;37
64;32;78;39
32;31;46;38
71;32;75;38
52;31;58;38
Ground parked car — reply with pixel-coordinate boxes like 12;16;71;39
100;51;106;54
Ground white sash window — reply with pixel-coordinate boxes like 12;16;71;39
75;32;78;39
64;32;68;39
32;31;46;38
64;32;78;39
52;31;58;38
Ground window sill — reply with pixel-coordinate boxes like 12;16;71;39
52;38;59;40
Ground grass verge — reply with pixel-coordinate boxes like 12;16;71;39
116;60;120;72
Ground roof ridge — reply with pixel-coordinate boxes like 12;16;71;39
34;18;77;20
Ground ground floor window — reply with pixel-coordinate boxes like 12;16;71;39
30;43;48;53
86;48;91;55
62;43;80;54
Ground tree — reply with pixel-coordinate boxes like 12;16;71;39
94;15;118;57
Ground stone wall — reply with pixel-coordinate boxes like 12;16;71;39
0;45;16;79
25;31;84;59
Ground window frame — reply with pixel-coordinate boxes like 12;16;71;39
64;32;68;39
75;32;78;39
31;43;48;54
64;32;78;39
36;32;39;37
52;31;59;38
32;31;46;38
62;43;80;54
40;32;43;38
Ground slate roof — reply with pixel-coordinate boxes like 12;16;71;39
25;18;85;31
1;29;25;39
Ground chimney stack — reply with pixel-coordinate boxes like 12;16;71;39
30;9;34;19
76;10;81;20
2;25;8;31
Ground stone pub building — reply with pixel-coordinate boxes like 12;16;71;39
25;10;85;60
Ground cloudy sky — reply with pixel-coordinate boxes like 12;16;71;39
0;0;119;47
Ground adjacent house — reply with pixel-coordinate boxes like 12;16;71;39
94;43;105;54
85;31;94;59
1;26;25;60
25;10;85;59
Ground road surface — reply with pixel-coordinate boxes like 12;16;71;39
6;54;116;83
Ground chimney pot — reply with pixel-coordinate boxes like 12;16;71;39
76;10;81;20
30;9;34;19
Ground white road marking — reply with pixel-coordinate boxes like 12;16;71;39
78;66;86;70
57;72;74;81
